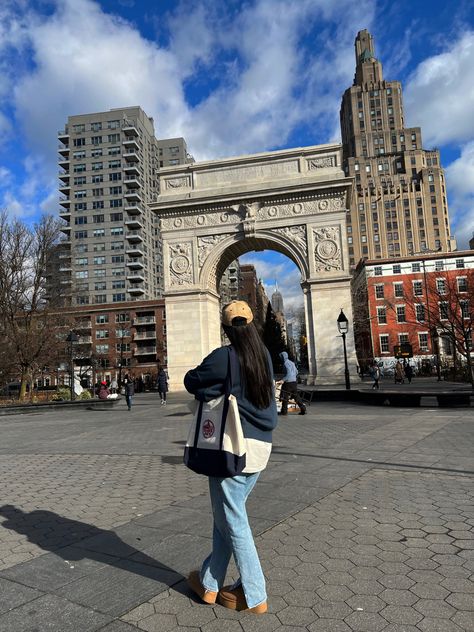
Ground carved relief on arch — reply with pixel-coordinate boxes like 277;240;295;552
273;225;308;257
169;242;193;286
313;226;342;273
197;234;231;268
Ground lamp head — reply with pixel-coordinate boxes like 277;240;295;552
337;308;349;334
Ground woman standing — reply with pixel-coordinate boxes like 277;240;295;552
123;375;135;411
157;367;169;405
184;300;277;614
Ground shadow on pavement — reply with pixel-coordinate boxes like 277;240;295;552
0;504;183;588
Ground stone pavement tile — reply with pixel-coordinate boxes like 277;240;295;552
56;559;181;616
308;620;352;632
276;605;318;626
452;611;474;631
0;545;119;591
343;610;387;631
446;591;474;610
246;497;307;522
74;523;172;558
134;505;213;535
0;577;43;614
0;593;112;631
417;618;465;631
98;623;141;631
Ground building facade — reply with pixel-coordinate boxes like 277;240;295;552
340;30;457;268
352;250;473;375
57;107;190;306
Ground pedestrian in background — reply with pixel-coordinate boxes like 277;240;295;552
404;361;413;384
110;377;118;394
98;380;110;400
394;360;405;384
157;366;169;405
371;362;381;389
184;300;277;614
277;351;306;415
123;375;135;411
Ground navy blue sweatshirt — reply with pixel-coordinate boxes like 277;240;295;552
184;345;278;444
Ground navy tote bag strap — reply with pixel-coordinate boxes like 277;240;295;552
218;346;239;449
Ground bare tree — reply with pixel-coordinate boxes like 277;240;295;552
0;211;66;400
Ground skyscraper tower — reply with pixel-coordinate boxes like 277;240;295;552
57;106;190;306
340;30;457;268
271;282;284;314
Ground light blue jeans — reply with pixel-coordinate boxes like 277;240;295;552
200;473;266;609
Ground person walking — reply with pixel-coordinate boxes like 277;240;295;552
371;362;381;389
157;367;169;405
404;361;413;384
184;300;277;614
110;377;118;394
277;351;306;415
394;360;405;384
123;375;135;411
97;380;110;400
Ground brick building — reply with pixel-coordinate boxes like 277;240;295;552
352;250;474;375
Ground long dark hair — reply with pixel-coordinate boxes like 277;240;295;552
222;321;273;409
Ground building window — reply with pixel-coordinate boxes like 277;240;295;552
458;277;468;293
456;258;465;269
111;227;124;236
375;284;384;299
436;278;447;294
380;334;390;353
419;333;429;352
93;256;106;265
108;146;121;155
92;188;103;197
439;302;449;320
109;172;122;181
110;200;123;208
111;255;124;263
75;257;88;266
91;136;102;145
92;201;104;210
435;260;444;271
91;122;102;132
416;304;425;322
96;314;109;324
461;300;470;319
112;293;126;302
112;280;126;289
393;264;401;274
74;230;88;239
399;333;409;345
413;280;423;296
374;266;383;276
75;270;88;279
94;269;106;277
96;329;109;339
109;160;121;169
394;283;404;298
412;262;421;272
74;216;87;225
396;305;406;322
94;295;107;304
377;307;387;324
91;148;103;158
115;313;130;323
108;133;120;143
111;267;125;276
95;344;109;354
111;241;124;251
73;124;86;133
93;214;105;223
110;186;122;195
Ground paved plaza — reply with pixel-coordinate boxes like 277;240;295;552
0;392;473;631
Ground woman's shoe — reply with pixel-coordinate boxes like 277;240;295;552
217;585;267;613
187;570;218;604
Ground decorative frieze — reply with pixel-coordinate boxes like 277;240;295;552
195;160;299;188
164;176;191;190
313;226;342;273
169;242;193;286
307;155;337;170
257;197;345;220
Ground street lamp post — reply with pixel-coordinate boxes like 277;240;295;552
66;331;79;400
337;309;351;390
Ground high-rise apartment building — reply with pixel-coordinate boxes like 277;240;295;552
340;30;457;268
57;106;190;306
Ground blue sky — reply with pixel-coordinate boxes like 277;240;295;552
1;0;474;312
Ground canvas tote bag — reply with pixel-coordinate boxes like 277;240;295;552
184;347;246;477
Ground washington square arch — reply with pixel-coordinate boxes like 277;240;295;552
151;143;357;390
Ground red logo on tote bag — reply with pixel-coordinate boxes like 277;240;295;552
202;419;215;439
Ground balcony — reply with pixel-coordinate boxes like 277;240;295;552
58;251;71;259
76;336;92;344
133;345;156;355
59;195;70;208
123;150;140;162
124;203;143;216
126;230;143;243
126;246;144;257
133;316;156;326
127;273;145;283
60;224;71;234
124;176;141;188
58;129;69;142
60;278;72;285
125;218;143;230
59;183;71;194
58;145;70;157
123;138;139;152
127;258;144;269
75;320;92;330
134;331;156;341
58;171;70;183
124;189;142;203
58;157;70;168
59;209;71;220
59;265;72;272
122;121;139;136
123;163;140;175
128;286;145;296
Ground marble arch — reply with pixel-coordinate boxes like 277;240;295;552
151;144;357;390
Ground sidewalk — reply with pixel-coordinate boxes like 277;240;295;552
0;393;473;631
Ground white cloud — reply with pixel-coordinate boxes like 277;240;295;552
445;141;474;249
404;31;474;146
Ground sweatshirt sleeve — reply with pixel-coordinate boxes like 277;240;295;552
184;347;228;401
